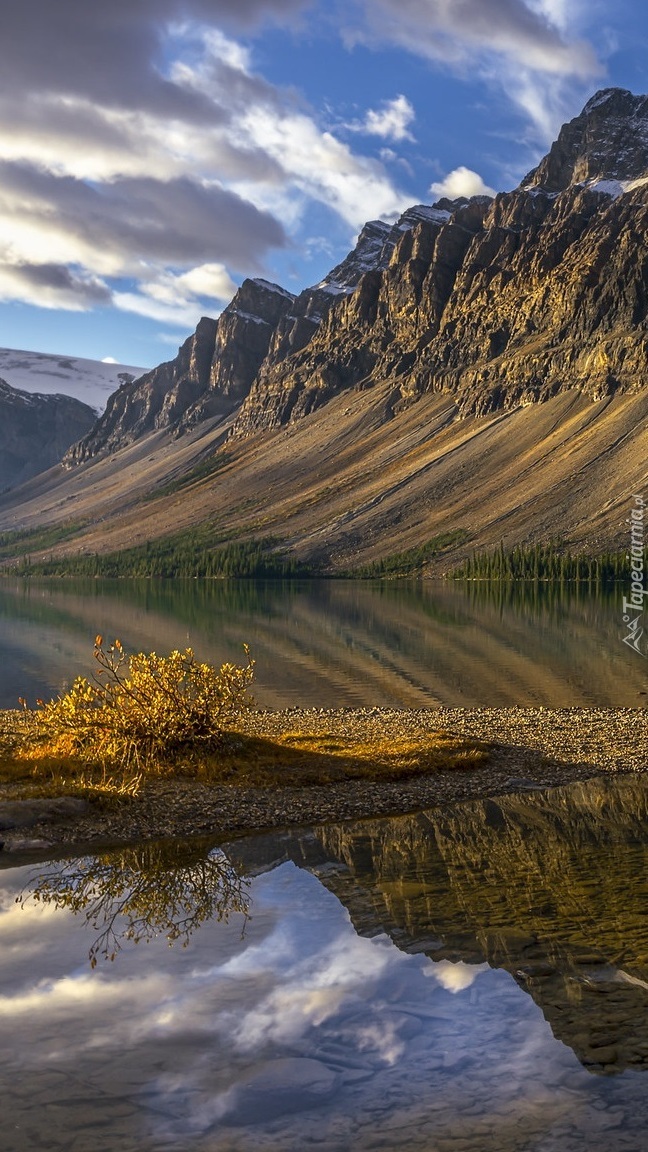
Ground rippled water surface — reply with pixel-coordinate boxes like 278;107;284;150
0;576;640;708
3;774;648;1151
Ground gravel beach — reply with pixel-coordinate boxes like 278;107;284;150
1;706;646;852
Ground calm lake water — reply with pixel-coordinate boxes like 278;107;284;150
0;577;642;709
3;773;648;1151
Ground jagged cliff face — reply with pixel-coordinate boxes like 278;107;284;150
235;197;490;432
68;278;296;461
64;204;462;457
0;381;96;489
182;279;296;428
63;87;648;462
234;92;648;430
67;316;218;462
11;87;645;566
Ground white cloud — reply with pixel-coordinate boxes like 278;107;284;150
348;0;604;142
0;8;409;324
113;292;207;328
498;67;577;142
0;260;112;311
423;959;490;993
430;166;496;199
175;262;237;299
238;105;408;227
114;263;236;326
364;95;416;142
525;0;574;35
352;0;599;77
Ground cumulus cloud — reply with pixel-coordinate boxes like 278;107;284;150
349;0;598;75
238;106;406;227
347;0;603;140
0;162;285;271
363;95;416;142
0;1;408;327
115;264;237;327
430;166;497;199
423;959;490;993
0;262;112;312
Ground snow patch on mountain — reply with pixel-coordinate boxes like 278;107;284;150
583;88;627;114
579;174;648;197
316;204;457;295
396;204;452;228
0;348;145;414
522;186;559;197
251;279;295;299
318;283;354;296
232;311;271;324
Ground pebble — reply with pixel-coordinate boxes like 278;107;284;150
0;706;646;849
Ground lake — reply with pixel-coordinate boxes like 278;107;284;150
0;577;641;710
3;773;648;1151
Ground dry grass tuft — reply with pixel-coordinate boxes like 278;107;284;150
180;728;489;787
0;642;488;801
0;639;255;799
0;714;488;800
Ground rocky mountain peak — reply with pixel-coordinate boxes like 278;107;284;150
227;277;295;319
197;277;295;416
316;204;460;296
522;87;648;193
317;219;392;294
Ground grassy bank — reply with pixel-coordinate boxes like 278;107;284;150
0;712;488;801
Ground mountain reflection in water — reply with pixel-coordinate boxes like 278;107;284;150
4;774;648;1151
228;773;648;1078
0;576;639;708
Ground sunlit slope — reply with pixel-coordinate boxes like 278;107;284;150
0;385;645;572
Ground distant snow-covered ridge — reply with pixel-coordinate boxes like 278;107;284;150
0;347;146;414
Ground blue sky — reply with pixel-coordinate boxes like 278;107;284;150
0;0;646;368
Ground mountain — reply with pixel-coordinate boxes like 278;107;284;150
0;380;97;490
522;87;648;192
0;347;145;414
0;89;647;569
66;280;296;461
66;205;448;461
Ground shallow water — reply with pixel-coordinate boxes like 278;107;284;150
0;576;641;708
3;774;648;1151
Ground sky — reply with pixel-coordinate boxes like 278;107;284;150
0;0;646;369
1;856;554;1145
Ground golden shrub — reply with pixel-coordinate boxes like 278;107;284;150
29;637;255;775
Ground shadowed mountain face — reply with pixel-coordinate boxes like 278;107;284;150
523;88;648;191
0;380;96;490
227;774;648;1076
1;90;647;564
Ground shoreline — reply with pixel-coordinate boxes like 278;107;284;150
1;706;646;854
